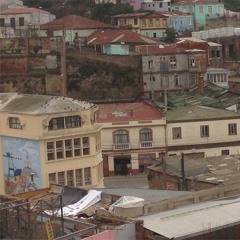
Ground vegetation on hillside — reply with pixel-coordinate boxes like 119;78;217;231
223;0;240;12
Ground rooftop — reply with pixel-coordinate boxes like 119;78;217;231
136;195;240;239
172;0;223;5
87;29;157;45
0;6;49;15
0;93;96;115
140;44;187;55
149;154;240;185
97;102;165;123
166;105;240;122
41;14;112;30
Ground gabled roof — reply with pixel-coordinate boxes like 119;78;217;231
0;93;96;115
41;15;112;30
172;0;223;5
140;44;187;55
87;29;157;45
112;11;167;19
0;7;49;15
97;102;165;123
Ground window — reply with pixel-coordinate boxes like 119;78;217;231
140;128;153;147
208;6;213;14
114;130;129;149
199;6;203;13
19;17;24;26
142;19;146;27
159;2;162;8
228;123;237;135
172;127;182;139
67;170;74;186
84;167;91;185
0;18;4;27
83;137;90;155
189;6;193;13
134;18;138;25
49;173;56;184
58;172;65;185
9;117;22;129
150;75;155;82
174;75;180;86
10;18;15;28
216;50;220;57
190;58;195;66
65;116;81;128
96;133;101;152
65;139;72;158
163;19;167;26
74;138;81;156
149;19;153;27
182;6;187;12
48;116;81;130
160;56;165;62
200;125;209;137
211;50;216;58
75;169;83;187
56;141;63;159
222;150;229;155
156;19;160;26
148;60;153;68
189;75;196;87
170;56;176;67
161;76;169;88
47;142;55;160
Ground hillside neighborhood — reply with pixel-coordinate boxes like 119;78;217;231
1;0;240;239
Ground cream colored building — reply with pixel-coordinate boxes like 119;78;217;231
97;102;167;176
0;93;103;195
166;105;240;157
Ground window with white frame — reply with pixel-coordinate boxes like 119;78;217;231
189;6;193;13
46;137;90;161
67;170;74;186
48;173;56;184
75;169;83;187
57;172;65;185
142;19;146;27
140;128;153;147
200;125;209;137
208;6;213;14
84;167;91;185
172;127;182;139
228;123;237;135
9;117;22;129
199;6;203;13
149;19;153;27
170;56;176;67
189;75;196;87
114;130;129;149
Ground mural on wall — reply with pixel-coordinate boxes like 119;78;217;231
3;137;41;194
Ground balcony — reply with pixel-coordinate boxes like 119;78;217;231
140;141;153;148
113;143;130;150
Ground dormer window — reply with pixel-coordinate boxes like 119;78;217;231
9;117;22;129
48;115;81;130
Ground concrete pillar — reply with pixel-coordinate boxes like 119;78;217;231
131;153;139;175
108;156;114;176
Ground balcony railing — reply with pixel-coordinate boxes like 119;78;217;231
113;143;130;150
140;141;153;148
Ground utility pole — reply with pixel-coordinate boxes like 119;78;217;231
181;153;188;190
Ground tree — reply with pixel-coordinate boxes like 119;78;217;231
164;28;178;43
223;0;240;12
90;3;133;24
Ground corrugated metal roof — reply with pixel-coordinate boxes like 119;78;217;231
166;105;240;122
0;93;95;115
136;195;240;239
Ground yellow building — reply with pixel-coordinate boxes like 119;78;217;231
97;102;167;176
112;12;168;38
0;93;103;195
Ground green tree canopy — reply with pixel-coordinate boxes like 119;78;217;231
223;0;240;12
164;28;178;43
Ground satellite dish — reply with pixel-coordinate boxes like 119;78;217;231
159;45;164;48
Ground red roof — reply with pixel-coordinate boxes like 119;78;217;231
0;7;48;15
139;44;187;55
41;15;113;30
97;102;164;123
87;29;157;45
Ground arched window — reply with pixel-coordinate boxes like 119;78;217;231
113;130;129;150
140;128;153;147
9;117;22;129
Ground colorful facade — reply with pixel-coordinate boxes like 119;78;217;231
0;93;103;195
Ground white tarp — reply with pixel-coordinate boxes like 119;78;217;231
59;189;102;217
109;196;144;214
